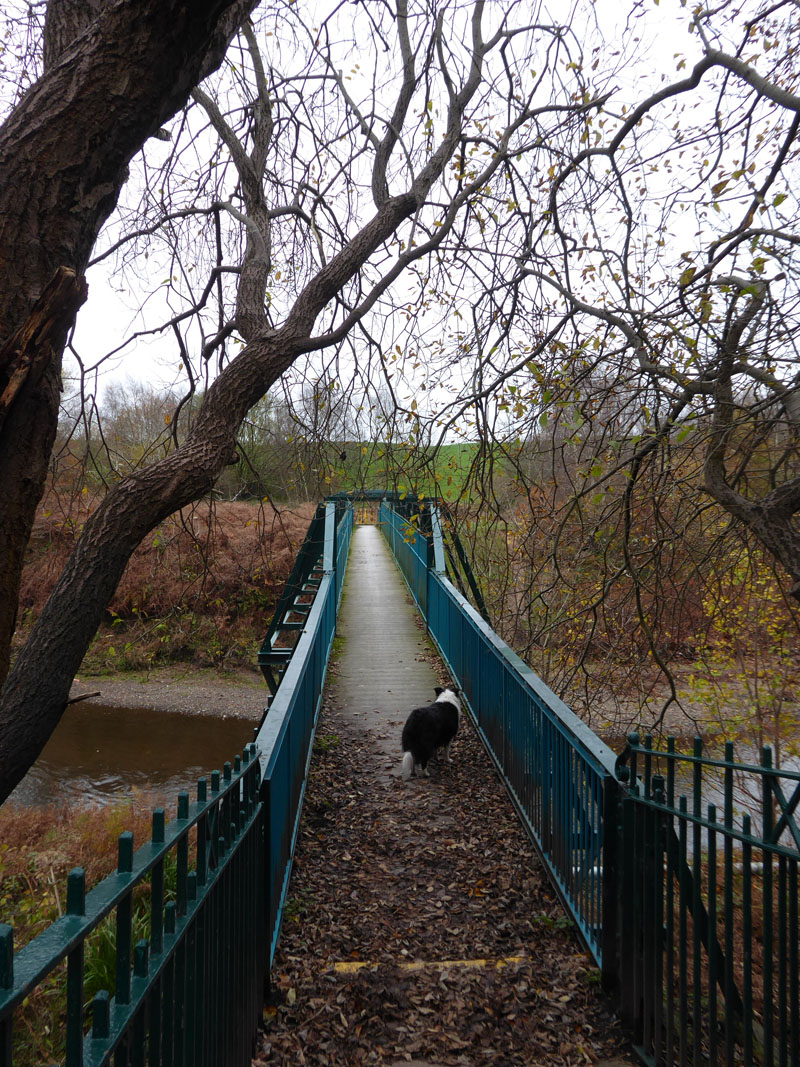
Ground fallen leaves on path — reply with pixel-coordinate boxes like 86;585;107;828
254;697;634;1066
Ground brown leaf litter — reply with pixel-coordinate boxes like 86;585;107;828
254;695;636;1066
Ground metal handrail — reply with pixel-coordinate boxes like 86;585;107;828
0;500;354;1066
378;500;800;1066
255;500;353;964
378;501;618;967
1;751;264;1066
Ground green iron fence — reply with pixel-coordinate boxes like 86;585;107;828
379;500;617;965
379;499;800;1066
614;733;800;1066
0;500;354;1067
0;752;265;1067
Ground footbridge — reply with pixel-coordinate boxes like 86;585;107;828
1;494;798;1066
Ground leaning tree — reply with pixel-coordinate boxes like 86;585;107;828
3;0;797;799
0;0;599;800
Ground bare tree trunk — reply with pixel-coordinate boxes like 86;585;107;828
0;0;259;685
0;0;516;801
0;192;417;802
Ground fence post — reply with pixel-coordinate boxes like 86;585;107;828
323;501;336;572
260;775;272;1007
601;774;621;998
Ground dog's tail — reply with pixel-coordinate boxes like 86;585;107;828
401;751;414;780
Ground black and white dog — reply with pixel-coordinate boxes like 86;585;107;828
400;686;461;780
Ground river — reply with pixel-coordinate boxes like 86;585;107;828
9;702;257;806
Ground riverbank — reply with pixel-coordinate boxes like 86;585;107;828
68;664;269;720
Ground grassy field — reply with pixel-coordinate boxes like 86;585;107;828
327;441;485;501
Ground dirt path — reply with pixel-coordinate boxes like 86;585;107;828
254;694;635;1066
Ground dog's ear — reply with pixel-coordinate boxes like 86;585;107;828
434;686;444;696
452;686;460;696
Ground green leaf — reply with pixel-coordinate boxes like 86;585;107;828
679;266;696;287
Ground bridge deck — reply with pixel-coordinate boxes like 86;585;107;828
255;523;633;1066
331;523;440;773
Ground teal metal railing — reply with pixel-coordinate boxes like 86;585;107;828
614;733;800;1066
0;752;264;1067
255;501;353;965
0;500;354;1066
379;499;800;1066
379;500;617;966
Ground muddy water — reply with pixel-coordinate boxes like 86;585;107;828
9;703;257;807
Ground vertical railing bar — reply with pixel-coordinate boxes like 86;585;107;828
642;787;655;1056
778;855;787;1067
633;774;644;1045
239;805;249;1065
667;736;675;808
601;778;619;997
148;972;162;1067
131;941;148;1067
678;796;689;1067
580;751;588;924
162;902;176;1067
184;875;197;1067
196;861;208;1067
176;794;189;919
208;849;220;1066
151;810;165;957
220;831;232;1061
707;804;718;1067
789;856;798;1067
116;832;134;1010
644;734;652;798
619;795;635;1029
223;764;233;847
665;807;676;1064
228;823;237;1067
584;759;593;926
652;779;665;1067
196;781;208;888
762;748;774;1066
65;868;86;1067
692;738;703;1066
173;916;185;1067
231;811;241;1067
91;988;110;1043
723;740;735;1067
739;813;753;1067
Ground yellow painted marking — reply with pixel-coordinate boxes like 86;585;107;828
332;956;527;975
